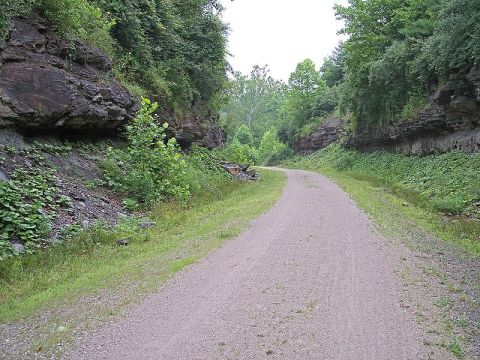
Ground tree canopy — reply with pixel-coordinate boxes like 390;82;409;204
335;0;480;129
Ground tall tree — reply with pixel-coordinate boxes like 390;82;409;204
221;65;286;143
279;59;325;143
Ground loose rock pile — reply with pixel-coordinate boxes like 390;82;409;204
220;162;258;181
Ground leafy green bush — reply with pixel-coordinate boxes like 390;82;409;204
432;196;466;215
102;99;190;206
0;159;61;260
266;147;294;166
258;128;290;165
42;0;114;50
332;154;355;171
220;140;259;165
183;146;230;194
234;125;255;146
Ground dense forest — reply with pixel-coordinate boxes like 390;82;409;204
221;0;480;162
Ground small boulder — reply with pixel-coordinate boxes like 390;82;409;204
138;221;156;229
220;161;258;181
116;239;129;246
10;238;25;254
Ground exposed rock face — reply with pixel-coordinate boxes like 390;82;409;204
347;66;480;155
0;16;224;147
166;109;225;149
294;117;345;154
0;17;137;133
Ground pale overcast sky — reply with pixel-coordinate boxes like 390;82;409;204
220;0;347;81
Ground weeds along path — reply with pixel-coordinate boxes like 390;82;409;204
69;169;425;360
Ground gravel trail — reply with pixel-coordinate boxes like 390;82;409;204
69;169;425;359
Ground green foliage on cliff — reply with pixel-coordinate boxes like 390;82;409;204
0;0;114;49
102;99;229;207
1;0;228;114
0;146;74;261
0;166;57;260
335;0;480;129
94;0;228;111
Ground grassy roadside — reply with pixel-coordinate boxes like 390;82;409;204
283;155;480;358
316;169;480;359
0;169;286;323
321;169;480;257
283;146;480;257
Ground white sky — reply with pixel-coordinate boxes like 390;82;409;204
220;0;347;82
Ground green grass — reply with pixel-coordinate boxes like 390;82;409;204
0;169;286;322
282;146;480;257
447;337;465;359
284;144;480;216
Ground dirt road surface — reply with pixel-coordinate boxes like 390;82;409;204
69;169;425;359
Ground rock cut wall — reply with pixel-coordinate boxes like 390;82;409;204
347;66;480;155
293;116;345;154
0;17;138;134
0;16;225;148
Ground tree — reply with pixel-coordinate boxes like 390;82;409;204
280;59;325;143
334;0;439;128
320;43;345;88
421;0;480;77
258;127;289;165
221;65;287;143
234;124;254;146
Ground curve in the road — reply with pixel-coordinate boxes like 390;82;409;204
69;169;425;360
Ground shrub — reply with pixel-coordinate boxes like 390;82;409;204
258;128;289;165
41;0;114;51
221;140;259;165
234;125;255;146
0;158;61;260
266;147;294;166
183;146;230;194
102;98;190;206
332;155;355;171
432;196;466;214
